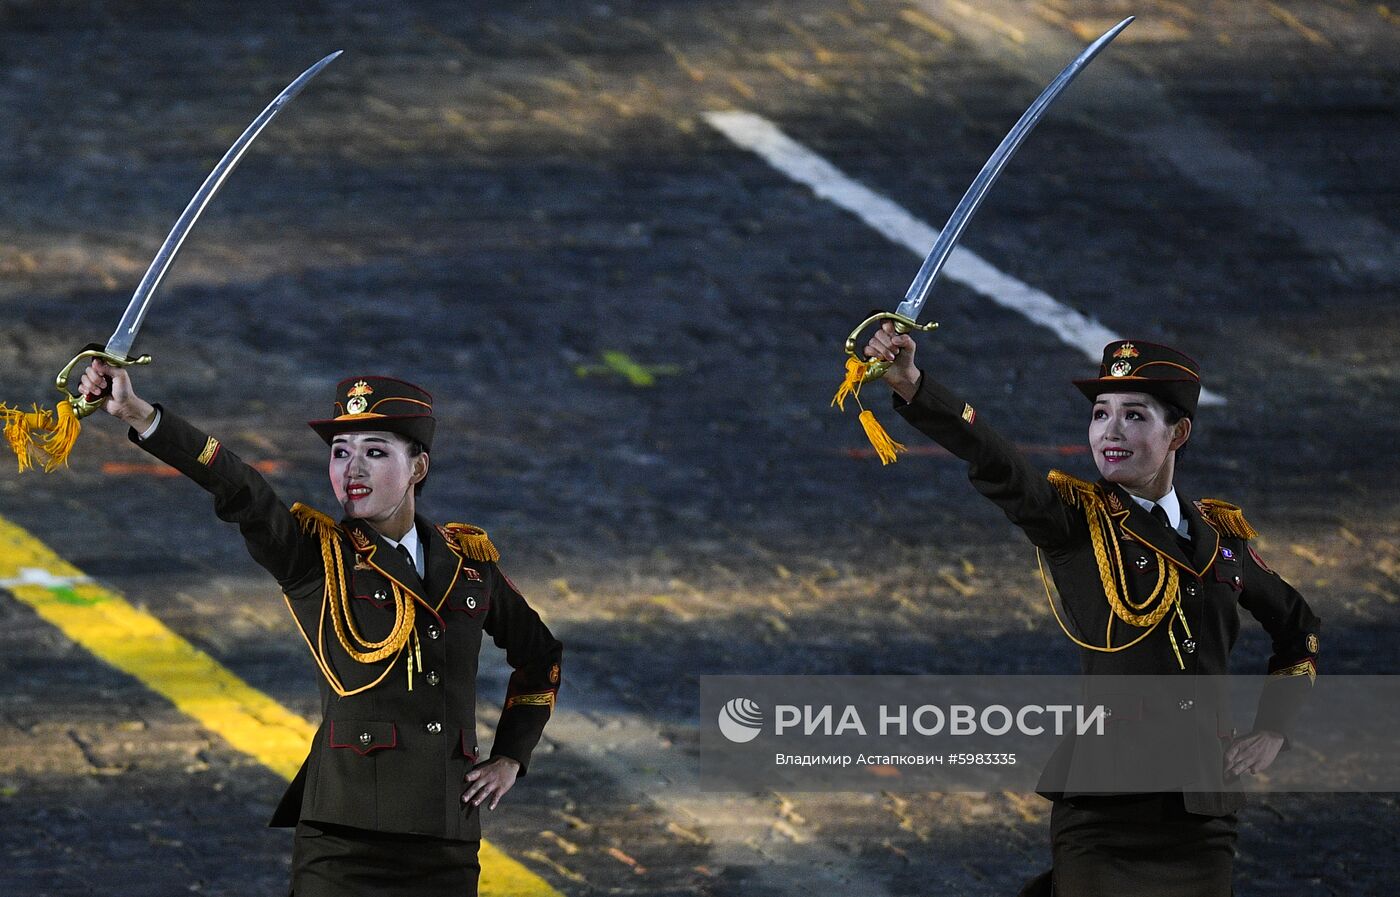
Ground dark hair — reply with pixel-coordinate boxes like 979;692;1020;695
408;439;428;496
1160;400;1190;462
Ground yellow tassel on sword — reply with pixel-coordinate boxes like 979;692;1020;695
0;401;81;472
0;345;150;474
857;409;905;465
826;17;1136;467
837;311;937;465
831;356;907;465
0;54;343;477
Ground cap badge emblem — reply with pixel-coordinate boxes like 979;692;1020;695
1109;360;1132;377
1113;343;1140;359
346;380;373;415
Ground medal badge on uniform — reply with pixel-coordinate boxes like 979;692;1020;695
346;380;373;415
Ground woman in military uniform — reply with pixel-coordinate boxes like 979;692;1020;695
862;326;1320;896
80;361;562;897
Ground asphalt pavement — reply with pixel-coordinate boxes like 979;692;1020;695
1;1;1397;894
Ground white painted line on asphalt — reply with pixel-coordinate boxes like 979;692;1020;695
703;110;1224;405
0;567;92;589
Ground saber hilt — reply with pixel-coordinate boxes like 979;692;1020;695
55;344;153;419
843;311;940;383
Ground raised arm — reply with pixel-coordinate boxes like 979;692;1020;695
864;324;1079;551
82;360;321;593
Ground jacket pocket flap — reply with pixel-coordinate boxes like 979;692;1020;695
1211;565;1244;591
446;589;489;617
459;729;479;764
328;720;398;755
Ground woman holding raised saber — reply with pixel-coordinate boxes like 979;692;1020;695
864;324;1320;896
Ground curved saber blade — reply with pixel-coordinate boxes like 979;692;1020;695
896;17;1132;322
102;50;342;360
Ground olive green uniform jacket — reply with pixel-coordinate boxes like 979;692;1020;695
133;407;562;840
894;377;1320;816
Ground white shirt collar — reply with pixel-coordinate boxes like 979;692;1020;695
382;525;423;577
1129;488;1186;537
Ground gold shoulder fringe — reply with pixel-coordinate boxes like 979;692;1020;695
1047;469;1097;509
1197;499;1259;540
442;523;501;563
291;502;340;540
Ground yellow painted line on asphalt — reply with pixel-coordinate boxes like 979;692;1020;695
0;513;561;897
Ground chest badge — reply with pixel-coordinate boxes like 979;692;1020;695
462;567;482;583
1219;547;1236;561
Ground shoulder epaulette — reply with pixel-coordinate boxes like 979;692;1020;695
1196;499;1259;540
439;523;500;563
1047;469;1098;509
290;502;340;541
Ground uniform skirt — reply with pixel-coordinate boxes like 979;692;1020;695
1049;794;1236;897
290;821;481;897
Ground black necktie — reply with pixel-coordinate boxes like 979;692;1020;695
1151;504;1193;556
396;543;418;577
